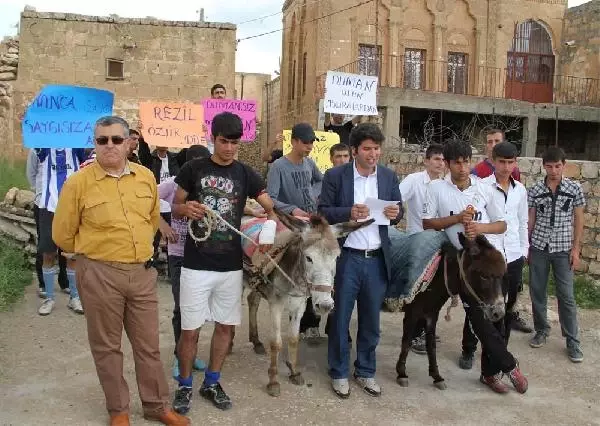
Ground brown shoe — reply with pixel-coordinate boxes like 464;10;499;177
109;412;130;426
144;409;190;425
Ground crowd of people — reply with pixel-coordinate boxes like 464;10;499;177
27;82;585;424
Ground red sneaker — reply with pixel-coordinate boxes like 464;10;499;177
507;366;528;393
480;374;510;394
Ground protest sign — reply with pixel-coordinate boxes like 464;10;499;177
139;102;205;148
283;130;340;173
22;85;114;148
202;99;256;141
324;71;378;116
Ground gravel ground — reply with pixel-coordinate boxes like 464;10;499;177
1;278;599;425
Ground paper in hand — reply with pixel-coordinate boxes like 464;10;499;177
363;198;400;225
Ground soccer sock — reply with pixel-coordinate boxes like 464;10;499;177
177;375;193;388
67;269;78;299
203;370;220;387
42;267;57;300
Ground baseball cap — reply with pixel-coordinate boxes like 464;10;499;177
291;123;317;143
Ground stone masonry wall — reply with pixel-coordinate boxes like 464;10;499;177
389;153;600;278
559;0;600;80
0;38;18;157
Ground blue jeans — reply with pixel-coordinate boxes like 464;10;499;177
328;250;388;379
529;248;580;346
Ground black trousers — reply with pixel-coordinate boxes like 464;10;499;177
462;257;525;354
169;255;183;356
153;212;172;275
33;205;67;290
300;297;322;333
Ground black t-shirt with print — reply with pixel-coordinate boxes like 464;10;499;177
175;157;265;272
325;121;354;145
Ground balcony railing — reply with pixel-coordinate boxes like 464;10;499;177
315;55;600;107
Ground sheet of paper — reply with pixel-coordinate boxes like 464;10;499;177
364;197;400;225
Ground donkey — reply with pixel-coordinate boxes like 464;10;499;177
244;210;372;397
396;233;507;390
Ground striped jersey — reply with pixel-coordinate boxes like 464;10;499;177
37;148;87;212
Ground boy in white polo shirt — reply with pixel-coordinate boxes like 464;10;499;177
422;140;527;395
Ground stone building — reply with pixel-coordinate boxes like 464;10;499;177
275;0;600;159
0;10;237;159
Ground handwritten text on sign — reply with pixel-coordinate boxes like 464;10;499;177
324;71;378;116
139;102;205;148
283;130;340;173
22;85;114;148
202;99;256;141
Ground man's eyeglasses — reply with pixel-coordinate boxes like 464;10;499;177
96;136;126;145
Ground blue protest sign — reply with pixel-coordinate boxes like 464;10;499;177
22;85;114;148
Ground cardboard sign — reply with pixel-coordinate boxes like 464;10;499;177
282;130;341;173
202;98;256;141
22;85;114;148
139;102;205;148
324;71;378;116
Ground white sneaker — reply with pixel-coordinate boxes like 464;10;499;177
62;288;71;295
354;375;381;397
331;378;350;399
38;298;55;316
67;297;84;314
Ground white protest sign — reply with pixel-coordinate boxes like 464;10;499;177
324;71;378;116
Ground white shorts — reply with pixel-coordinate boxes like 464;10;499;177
179;268;243;330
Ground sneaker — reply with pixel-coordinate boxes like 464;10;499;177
567;344;583;363
353;374;381;397
510;312;533;333
331;378;350;399
458;352;474;370
38;298;55;316
193;358;206;371
61;288;71;295
199;382;232;410
172;386;193;415
507;366;528;393
411;335;427;355
37;288;47;299
480;374;509;394
529;331;547;348
67;297;84;314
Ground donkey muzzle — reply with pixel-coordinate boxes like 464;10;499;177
484;302;506;322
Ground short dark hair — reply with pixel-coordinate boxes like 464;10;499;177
486;128;505;140
425;143;444;159
186;145;211;163
443;139;472;162
210;84;226;96
349;123;384;150
129;129;139;136
211;112;243;140
542;146;566;164
330;143;350;157
492;141;518;160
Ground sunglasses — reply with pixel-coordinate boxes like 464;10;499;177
96;136;126;145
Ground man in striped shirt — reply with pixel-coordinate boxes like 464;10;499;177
36;148;87;316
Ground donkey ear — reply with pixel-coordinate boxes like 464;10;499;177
274;208;309;233
458;232;480;256
331;219;375;239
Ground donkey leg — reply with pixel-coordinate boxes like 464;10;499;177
396;312;416;387
286;296;307;386
248;290;265;355
267;300;284;397
425;315;446;390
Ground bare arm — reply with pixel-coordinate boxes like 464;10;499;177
256;192;276;220
423;215;460;231
528;207;536;238
573;206;584;251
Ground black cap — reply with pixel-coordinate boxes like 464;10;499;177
291;122;317;143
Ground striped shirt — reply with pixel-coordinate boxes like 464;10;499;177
528;177;585;253
37;148;87;212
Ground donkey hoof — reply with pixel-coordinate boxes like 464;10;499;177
289;373;305;386
396;377;409;387
253;342;266;355
434;380;447;390
267;382;281;397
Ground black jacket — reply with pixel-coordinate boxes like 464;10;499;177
138;139;186;183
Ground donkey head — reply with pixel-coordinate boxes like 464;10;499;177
276;209;374;316
458;233;507;322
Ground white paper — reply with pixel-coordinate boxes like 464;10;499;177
324;71;379;116
364;198;399;225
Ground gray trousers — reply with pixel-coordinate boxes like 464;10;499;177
528;247;580;346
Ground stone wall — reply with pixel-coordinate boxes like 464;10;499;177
389;152;600;278
5;11;237;159
0;38;18;159
0;188;37;264
559;0;600;80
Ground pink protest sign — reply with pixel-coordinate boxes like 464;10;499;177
202;99;257;141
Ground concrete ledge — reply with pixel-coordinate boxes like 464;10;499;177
20;11;236;30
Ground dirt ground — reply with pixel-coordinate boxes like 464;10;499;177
1;278;600;426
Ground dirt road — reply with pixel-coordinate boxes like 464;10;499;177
1;279;599;425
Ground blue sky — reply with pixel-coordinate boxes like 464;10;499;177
0;0;591;76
